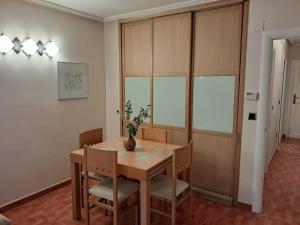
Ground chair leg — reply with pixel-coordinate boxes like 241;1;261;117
188;195;192;225
150;197;153;222
81;184;85;208
136;192;140;225
113;209;118;225
109;201;113;217
171;203;176;225
80;166;85;208
134;204;139;225
106;199;108;216
85;202;90;225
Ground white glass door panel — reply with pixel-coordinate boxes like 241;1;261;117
153;77;186;127
125;77;151;122
192;76;235;133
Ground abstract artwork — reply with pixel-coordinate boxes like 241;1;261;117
57;62;88;99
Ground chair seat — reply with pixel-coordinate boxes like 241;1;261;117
89;178;139;202
150;175;189;201
82;171;107;181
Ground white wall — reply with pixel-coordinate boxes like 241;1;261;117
0;0;106;207
103;0;300;212
239;0;300;212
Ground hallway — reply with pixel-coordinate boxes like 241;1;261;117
262;138;300;224
3;139;300;225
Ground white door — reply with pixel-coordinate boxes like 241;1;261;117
289;61;300;139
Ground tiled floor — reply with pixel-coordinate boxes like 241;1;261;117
3;138;300;225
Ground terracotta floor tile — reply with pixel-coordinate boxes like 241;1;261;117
3;138;300;225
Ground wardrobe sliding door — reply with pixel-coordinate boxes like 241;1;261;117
192;5;243;204
122;20;153;137
122;13;192;145
153;12;192;145
121;5;245;204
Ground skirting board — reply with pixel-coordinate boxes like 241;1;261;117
192;187;233;206
236;201;252;210
192;187;252;210
0;179;71;213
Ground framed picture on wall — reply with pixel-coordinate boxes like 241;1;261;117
57;62;88;100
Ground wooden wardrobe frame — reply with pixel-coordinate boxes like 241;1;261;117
118;0;249;206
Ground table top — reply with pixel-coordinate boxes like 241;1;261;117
70;136;182;172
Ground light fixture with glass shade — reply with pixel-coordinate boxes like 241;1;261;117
0;33;14;54
0;34;59;58
22;38;38;56
45;41;59;58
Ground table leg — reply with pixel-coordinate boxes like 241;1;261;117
71;161;81;220
140;179;150;225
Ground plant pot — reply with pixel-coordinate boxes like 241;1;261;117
123;135;136;151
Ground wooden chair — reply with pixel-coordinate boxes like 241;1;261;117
84;146;139;225
150;141;193;225
141;127;169;177
79;128;103;148
79;128;106;207
141;127;167;143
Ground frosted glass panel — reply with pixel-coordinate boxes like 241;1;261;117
193;76;235;133
125;77;151;122
153;77;186;127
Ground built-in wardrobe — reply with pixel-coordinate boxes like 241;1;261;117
120;0;248;205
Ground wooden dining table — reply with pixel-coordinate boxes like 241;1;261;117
70;136;183;225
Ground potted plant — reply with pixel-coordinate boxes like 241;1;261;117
117;100;150;151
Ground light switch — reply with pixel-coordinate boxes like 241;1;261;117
248;113;257;121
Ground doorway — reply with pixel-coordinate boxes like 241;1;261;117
252;28;300;213
265;39;289;169
260;37;300;213
288;59;300;138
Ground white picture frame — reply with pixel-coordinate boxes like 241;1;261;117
57;62;88;100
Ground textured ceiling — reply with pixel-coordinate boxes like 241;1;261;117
42;0;194;19
29;0;216;21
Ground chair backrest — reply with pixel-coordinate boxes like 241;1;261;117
141;127;167;143
170;141;192;204
79;128;103;148
173;141;193;178
84;145;117;178
84;146;118;209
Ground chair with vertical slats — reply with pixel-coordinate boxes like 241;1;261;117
79;128;103;149
141;127;167;143
84;146;139;225
79;128;106;206
150;141;193;225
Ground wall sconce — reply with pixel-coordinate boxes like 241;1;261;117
22;38;38;57
0;33;14;54
12;38;21;54
45;42;59;58
0;33;59;58
37;40;44;56
37;41;59;58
